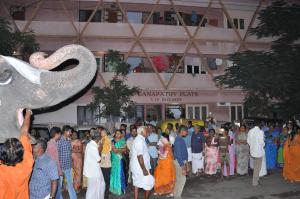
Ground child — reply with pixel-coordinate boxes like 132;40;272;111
218;128;231;180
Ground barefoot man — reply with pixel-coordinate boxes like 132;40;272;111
130;126;154;199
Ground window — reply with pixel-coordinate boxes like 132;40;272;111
145;105;162;122
104;9;122;23
164;11;178;25
230;105;243;122
227;18;245;29
77;106;100;125
152;12;161;24
207;58;217;70
135;105;144;120
186;65;200;74
185;57;205;74
127;11;152;24
127;12;143;24
187;65;193;74
127;56;154;73
166;105;184;119
186;105;208;120
10;6;25;20
79;10;102;22
239;19;244;29
233;18;239;29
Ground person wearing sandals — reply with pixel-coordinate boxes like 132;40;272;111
154;134;176;197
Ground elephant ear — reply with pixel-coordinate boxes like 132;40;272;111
0;69;13;85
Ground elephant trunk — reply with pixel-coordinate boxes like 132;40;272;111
38;44;97;107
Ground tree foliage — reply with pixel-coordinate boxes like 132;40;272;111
89;50;140;121
214;0;300;119
0;17;39;59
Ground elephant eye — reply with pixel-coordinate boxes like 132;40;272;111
0;69;13;85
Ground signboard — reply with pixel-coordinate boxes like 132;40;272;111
133;90;245;104
136;90;201;103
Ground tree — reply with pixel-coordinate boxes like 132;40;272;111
0;17;39;60
89;50;140;125
214;0;300;119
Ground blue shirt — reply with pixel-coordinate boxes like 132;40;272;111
30;154;59;199
191;132;205;153
173;136;188;166
183;132;192;148
147;133;158;158
57;136;72;170
188;127;194;135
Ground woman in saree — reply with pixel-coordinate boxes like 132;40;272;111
277;127;288;168
265;125;279;172
205;129;219;175
71;131;83;193
223;127;236;176
236;125;249;175
283;126;300;182
154;134;176;197
110;130;127;195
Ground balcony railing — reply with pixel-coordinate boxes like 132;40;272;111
15;20;273;44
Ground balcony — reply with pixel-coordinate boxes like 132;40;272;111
19;21;272;53
101;71;222;90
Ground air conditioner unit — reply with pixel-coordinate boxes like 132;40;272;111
217;102;231;106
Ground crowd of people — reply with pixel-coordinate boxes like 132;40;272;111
0;110;300;199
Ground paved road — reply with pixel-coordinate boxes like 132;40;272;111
69;171;300;199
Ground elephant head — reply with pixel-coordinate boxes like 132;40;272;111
0;44;97;142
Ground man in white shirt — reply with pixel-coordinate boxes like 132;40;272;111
130;126;154;199
247;121;265;186
83;129;105;199
126;126;138;183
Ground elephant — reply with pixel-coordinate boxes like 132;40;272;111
0;44;97;142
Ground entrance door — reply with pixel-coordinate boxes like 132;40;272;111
145;105;162;123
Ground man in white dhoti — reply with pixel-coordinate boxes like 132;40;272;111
130;126;154;199
247;121;266;186
83;129;105;199
191;125;205;175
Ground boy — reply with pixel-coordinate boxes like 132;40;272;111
218;128;231;180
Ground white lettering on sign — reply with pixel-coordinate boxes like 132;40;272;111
137;90;201;103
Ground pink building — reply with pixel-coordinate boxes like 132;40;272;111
1;0;274;125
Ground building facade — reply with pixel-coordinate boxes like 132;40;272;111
1;0;274;125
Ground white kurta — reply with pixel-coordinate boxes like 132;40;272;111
247;126;265;158
83;140;105;199
247;126;267;177
130;134;154;191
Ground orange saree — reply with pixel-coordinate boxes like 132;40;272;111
283;134;300;182
154;144;176;195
